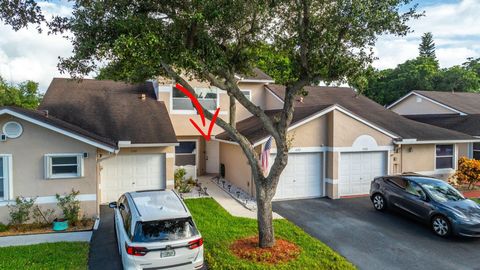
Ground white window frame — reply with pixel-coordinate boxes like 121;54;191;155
0;154;13;201
435;144;455;170
44;153;84;179
171;87;219;114
2;121;23;138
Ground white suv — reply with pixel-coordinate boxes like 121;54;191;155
109;190;204;270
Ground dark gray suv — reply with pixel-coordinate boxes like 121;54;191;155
370;174;480;237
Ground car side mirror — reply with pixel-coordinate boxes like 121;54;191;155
109;202;117;209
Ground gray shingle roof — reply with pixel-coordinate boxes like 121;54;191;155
218;84;475;144
406;114;480;137
39;78;178;145
0;106;117;149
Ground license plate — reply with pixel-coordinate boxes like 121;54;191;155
160;249;175;258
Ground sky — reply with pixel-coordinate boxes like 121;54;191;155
0;0;479;91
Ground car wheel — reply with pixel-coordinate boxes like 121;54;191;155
372;194;387;211
431;215;451;237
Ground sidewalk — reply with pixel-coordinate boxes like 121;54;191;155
197;175;283;219
0;231;92;247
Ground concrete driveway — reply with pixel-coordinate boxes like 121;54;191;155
273;198;480;270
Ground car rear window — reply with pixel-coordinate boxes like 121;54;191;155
133;217;199;242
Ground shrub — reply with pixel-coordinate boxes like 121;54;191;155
32;205;55;224
0;223;8;232
8;197;36;225
454;157;480;190
174;168;192;193
56;189;81;226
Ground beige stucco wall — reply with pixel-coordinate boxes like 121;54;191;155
400;144;435;172
0;115;99;223
457;143;469;158
391;94;455;115
236;82;267;121
219;142;252;194
332;110;393;147
265;89;284;110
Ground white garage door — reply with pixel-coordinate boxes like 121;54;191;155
100;154;166;203
273;152;323;200
339;151;387;196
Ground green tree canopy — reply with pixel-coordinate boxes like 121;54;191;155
0;77;42;109
419;32;436;58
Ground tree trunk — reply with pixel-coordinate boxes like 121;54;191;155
255;178;275;248
229;94;236;127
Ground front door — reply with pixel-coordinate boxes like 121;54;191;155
206;141;220;174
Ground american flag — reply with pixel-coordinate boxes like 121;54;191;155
261;137;273;174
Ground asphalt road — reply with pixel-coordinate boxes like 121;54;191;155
273;197;480;270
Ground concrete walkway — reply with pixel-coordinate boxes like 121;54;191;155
198;175;283;219
0;231;92;247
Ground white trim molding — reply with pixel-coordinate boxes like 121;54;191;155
270;145;394;154
0;109;116;152
0;194;97;207
212;137;240;145
265;87;285;104
395;139;480;145
387;91;467;115
118;141;179;148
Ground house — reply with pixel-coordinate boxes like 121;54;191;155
2;74;479;224
0;79;178;223
388;90;480;160
215;85;480;199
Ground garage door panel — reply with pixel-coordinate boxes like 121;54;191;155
340;151;387;197
100;154;166;203
273;152;323;200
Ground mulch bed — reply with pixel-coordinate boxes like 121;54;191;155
230;236;301;264
0;219;94;237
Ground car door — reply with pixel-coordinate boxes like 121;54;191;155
400;180;432;220
384;177;408;208
116;196;132;258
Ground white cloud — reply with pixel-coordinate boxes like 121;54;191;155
373;0;480;69
0;1;74;91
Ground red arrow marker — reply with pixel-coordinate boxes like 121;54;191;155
175;83;220;141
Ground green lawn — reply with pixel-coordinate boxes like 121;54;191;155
472;198;480;204
0;242;89;270
185;198;356;270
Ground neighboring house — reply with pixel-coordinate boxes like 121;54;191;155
0;79;178;223
388;90;480;160
215;85;480;199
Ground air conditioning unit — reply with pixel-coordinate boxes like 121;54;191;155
0;134;6;141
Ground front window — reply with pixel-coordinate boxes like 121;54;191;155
45;154;83;179
435;145;454;169
133;217;199;242
419;181;465;203
473;143;480;160
172;87;218;111
175;141;196;166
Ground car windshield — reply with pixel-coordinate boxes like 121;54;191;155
419;181;465;203
133;217;199;242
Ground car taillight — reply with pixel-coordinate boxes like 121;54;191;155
188;238;203;249
125;242;148;256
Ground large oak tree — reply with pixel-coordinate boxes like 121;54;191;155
1;0;419;247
